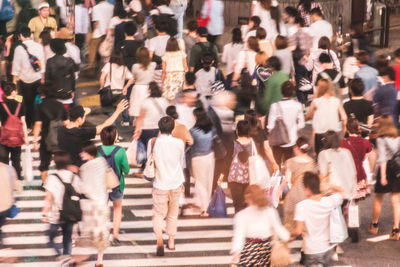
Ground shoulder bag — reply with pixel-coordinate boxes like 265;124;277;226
383;138;400;179
98;63;113;107
268;102;290;147
248;140;270;188
143;138;157;182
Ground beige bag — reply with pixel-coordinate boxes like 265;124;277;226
105;168;120;190
270;238;292;267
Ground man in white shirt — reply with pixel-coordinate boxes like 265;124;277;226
87;0;113;69
291;172;344;267
152;116;185;256
309;7;333;51
267;81;305;167
12;26;45;129
74;0;90;51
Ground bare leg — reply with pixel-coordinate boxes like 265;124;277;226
40;171;48;184
391;193;400;229
97;250;104;265
372;193;384;223
112;200;122;239
368;149;377;173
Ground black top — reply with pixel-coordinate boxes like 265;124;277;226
119;39;144;70
250;127;267;158
34;98;68;142
315;69;346;88
0;99;25;125
343;99;374;124
57;126;96;167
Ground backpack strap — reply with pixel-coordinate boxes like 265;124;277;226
98;146;106;157
332;72;342;84
320;71;331;81
1;102;12;116
110;146;121;157
53;173;66;185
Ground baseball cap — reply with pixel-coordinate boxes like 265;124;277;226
196;27;208;37
38;2;50;10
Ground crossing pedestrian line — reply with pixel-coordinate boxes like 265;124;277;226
2;141;308;267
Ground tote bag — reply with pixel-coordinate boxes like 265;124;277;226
23;145;33;182
268;103;290;147
126;140;138;166
329;206;348;243
207;186;227;218
248;141;270;188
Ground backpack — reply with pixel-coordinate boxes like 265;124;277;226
54;58;75;100
320;71;342;97
98;146;121;178
41;105;64;152
211;68;225;94
194;42;217;73
384;139;400;179
0;102;25;147
0;0;14;22
54;173;82;223
20;44;41;72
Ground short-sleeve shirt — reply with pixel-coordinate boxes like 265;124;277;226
343;99;373;124
146;35;170;57
34;98;67;142
131;62;156;85
119;39;144;70
0;98;25;125
28;16;58;42
101;63;133;92
92;1;114;38
294;193;342;254
57;126;97;167
162;51;186;72
141;97;169;129
189;42;219;72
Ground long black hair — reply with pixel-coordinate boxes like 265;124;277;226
193;107;213;133
298;0;313;12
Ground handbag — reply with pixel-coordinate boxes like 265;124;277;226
105;167;120;190
196;0;211;27
270;238;292;267
210;69;225;94
212;134;227;160
266;171;284;208
8;204;19;219
22;144;33;182
98;34;114;58
207;186;227;218
268;103;290;147
348;200;360;228
98;63;115;107
248;140;270;188
126;139;138;166
329;205;348;243
143;138;157;182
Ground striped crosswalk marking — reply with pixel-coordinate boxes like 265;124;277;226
2;138;307;266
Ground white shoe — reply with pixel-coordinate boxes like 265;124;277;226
121;121;130;127
332;252;339;261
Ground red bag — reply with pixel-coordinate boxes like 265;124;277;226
0;102;25;147
196;0;211;27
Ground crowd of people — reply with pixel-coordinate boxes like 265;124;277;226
0;0;400;266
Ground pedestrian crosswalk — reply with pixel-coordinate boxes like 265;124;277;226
2;140;306;267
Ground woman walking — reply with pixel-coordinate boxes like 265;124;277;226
161;37;188;101
369;115;400;240
230;184;290;266
99;126;129;245
189;108;215;217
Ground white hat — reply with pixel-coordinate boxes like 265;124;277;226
38;2;50;10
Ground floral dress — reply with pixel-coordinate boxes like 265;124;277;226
162;51;186;101
228;141;252;184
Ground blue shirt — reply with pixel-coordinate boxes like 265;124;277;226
355;65;378;94
373;83;398;125
189;127;214;157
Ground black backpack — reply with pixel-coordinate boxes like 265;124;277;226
41;105;64;152
54;173;82;223
384;139;400;179
194;42;217;73
98;146;121;177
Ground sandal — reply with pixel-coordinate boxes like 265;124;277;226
368;222;379;235
390;228;399;240
200;211;209;218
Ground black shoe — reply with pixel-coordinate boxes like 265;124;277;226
156;245;164;256
348;227;359;243
299;251;305;265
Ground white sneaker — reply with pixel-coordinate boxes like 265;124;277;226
121;121;130;127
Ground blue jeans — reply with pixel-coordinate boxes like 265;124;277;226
138;129;159;166
305;249;333;267
170;4;187;38
48;223;74;255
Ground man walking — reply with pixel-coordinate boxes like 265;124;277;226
28;2;58;42
152;116;185;256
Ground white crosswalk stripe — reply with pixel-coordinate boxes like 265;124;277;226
2;140;305;266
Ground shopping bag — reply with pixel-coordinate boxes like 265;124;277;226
22;145;33;182
329;206;348;243
7;204;19;219
207;186;227;218
126;140;138;166
105;168;120;190
266;171;283;208
136;140;147;165
348;201;360;228
270;238;292;267
248;141;270;188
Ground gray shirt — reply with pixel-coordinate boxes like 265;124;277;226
273;48;294;76
377;137;400;164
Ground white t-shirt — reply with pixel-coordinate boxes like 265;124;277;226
222;42;244;75
309;19;333;50
294;194;343;254
195;67;217;96
234;50;257;75
92;1;114;38
79;157;108;205
102;63;133;92
141;97;169;129
75;5;90;34
108;16;122;30
312;96;341;133
44;170;81;224
146;35;171;57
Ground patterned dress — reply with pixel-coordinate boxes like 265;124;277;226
162;51;186;101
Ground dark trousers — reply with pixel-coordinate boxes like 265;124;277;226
1;145;22;180
39;142;52;172
314;133;325;156
18;80;40;129
272;145;294;168
49;223;74;255
229;182;249;214
0;208;10;244
75;33;86;51
207;34;219;45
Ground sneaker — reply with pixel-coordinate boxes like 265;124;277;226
331;252;339;261
368;222;379;235
121;121;130;127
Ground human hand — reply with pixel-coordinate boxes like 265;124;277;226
272;162;280;172
122;88;127;96
116;99;129;113
133;128;141;140
33;142;39;152
230;252;240;266
381;177;388;186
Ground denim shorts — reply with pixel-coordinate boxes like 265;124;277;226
109;186;123;202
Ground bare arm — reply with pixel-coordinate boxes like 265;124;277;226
264;140;279;172
161;60;166;84
183;57;188;72
33;121;42;151
338;104;347;134
133;107;146;139
96;100;128;134
99;71;107;89
367;114;374;127
305;101;315;120
291;220;305;240
123;77;134;95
